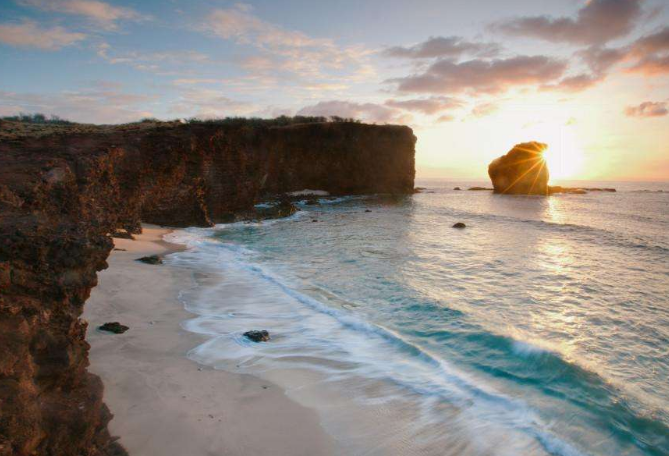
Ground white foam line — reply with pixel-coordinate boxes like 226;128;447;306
169;229;591;456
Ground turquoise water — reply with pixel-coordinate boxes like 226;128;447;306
168;179;669;456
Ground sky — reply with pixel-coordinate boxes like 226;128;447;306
1;0;668;181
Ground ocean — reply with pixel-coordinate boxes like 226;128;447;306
166;179;669;456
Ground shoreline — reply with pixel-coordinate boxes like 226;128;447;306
83;224;336;456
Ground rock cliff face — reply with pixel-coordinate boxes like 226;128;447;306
0;120;416;455
488;141;549;195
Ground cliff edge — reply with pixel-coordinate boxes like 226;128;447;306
0;119;416;455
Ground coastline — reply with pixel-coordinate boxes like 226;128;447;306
83;224;336;456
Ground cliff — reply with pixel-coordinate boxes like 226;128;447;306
0;119;416;455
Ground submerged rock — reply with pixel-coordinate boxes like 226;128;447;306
488;141;549;195
468;187;493;191
99;322;129;334
244;330;270;342
136;255;163;265
548;186;587;195
365;209;372;213
452;222;466;229
453;187;461;190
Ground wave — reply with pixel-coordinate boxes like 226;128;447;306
167;233;600;456
164;205;669;456
430;204;669;256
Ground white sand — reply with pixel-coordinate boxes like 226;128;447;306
83;225;336;456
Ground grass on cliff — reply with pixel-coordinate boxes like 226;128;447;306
0;113;366;140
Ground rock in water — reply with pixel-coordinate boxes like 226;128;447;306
452;222;466;229
244;330;270;342
136;255;163;265
453;187;461;190
488;141;549;195
99;322;129;334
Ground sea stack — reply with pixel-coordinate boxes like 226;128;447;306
488;142;549;195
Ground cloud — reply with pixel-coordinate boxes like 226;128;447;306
541;73;604;93
436;114;456;123
97;43;212;74
624;101;668;117
389;55;567;95
297;100;411;124
628;55;669;74
169;88;257;119
0;20;85;50
385;96;462;115
20;0;145;30
203;4;325;48
200;4;373;81
0;82;155;123
492;0;643;45
383;36;501;59
578;45;628;74
631;25;669;55
626;26;669;75
470;102;499;117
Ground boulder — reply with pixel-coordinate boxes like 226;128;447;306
452;222;466;229
488;141;549;195
136;255;163;265
243;330;270;342
99;322;129;334
453;187;461;190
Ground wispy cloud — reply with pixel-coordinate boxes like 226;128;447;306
491;0;644;46
624;101;668;117
297;100;412;124
385;96;462;115
389;55;567;95
97;43;212;74
0;82;155;122
169;87;257;119
383;36;501;59
0;20;85;50
470;102;499;118
19;0;146;30
199;3;374;81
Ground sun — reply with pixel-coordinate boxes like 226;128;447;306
543;127;585;181
518;120;585;181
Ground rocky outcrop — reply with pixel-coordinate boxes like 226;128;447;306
488;141;549;195
0;119;415;455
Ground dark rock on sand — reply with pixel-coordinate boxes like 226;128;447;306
243;330;270;342
136;255;163;265
488;141;549;195
99;322;129;334
468;187;493;191
452;222;466;229
454;187;461;190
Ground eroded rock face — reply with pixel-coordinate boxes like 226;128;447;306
0;120;416;455
488;142;549;195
